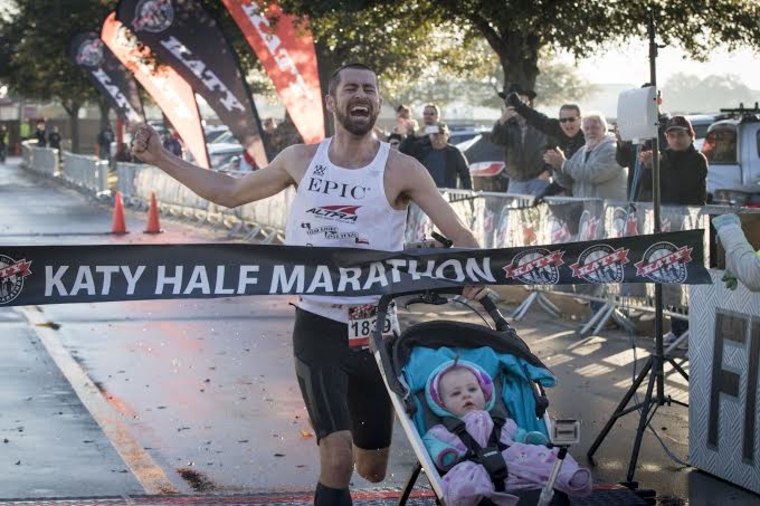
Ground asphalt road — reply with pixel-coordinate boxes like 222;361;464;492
1;158;759;505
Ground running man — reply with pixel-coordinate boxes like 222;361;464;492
131;63;484;506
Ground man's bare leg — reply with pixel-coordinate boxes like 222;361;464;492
315;431;354;505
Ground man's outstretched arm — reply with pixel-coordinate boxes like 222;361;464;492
131;124;295;208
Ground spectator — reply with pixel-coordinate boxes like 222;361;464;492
387;132;403;150
491;85;552;196
392;104;418;138
639;115;708;347
712;213;760;292
162;130;183;157
115;142;133;163
421;103;440;129
545;112;627;328
273;112;303;151
616;85;670;201
506;92;586;201
34;120;47;147
418;122;471;190
47;125;61;151
544;113;626;200
399;103;440;155
0;124;7;163
96;124;114;161
638;116;707;206
261;117;279;161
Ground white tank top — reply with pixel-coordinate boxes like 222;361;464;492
285;137;407;322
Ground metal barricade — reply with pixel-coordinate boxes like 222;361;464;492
60;152;110;196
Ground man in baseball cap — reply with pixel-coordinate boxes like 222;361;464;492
664;115;696;140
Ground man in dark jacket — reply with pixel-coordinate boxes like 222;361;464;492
639;115;707;347
638;115;707;205
491;86;551;196
407;122;471;189
97;124;114;160
47;126;61;150
505;92;585;200
506;93;585;160
34;120;47;147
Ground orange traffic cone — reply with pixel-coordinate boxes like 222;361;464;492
144;192;163;234
111;191;128;235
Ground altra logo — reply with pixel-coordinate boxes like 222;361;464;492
306;205;360;223
0;255;32;305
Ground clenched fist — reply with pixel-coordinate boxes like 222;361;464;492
130;124;163;165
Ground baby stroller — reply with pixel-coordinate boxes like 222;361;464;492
370;288;579;506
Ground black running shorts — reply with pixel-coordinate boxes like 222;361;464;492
292;307;394;450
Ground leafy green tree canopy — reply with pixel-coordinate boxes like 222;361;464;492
281;0;760;95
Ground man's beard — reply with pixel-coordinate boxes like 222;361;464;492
334;106;379;136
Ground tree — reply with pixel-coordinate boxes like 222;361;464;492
281;0;760;98
277;2;490;106
0;0;116;152
388;45;595;113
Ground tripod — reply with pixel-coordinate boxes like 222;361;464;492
585;10;689;485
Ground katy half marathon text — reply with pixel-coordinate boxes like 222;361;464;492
43;258;495;298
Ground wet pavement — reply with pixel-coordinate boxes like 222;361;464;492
1;158;759;504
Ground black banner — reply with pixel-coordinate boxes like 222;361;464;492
69;32;146;124
0;231;711;307
116;0;268;166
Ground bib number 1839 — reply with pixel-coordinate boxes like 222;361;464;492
347;303;398;347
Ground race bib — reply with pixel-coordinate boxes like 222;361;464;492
347;302;399;348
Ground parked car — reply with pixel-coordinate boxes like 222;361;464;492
208;142;244;170
701;105;760;205
685;113;731;151
712;183;760;208
208;129;237;145
448;125;489;147
204;125;231;144
459;132;508;192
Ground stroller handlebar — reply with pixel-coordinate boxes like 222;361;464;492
480;293;512;332
372;289;512;349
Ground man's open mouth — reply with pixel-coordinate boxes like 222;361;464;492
349;105;371;119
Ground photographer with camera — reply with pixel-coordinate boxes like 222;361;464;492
491;85;552;196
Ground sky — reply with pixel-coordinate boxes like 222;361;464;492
573;41;760;87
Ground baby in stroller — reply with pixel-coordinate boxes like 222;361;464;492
422;358;593;506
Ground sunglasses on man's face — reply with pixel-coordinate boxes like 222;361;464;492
559;117;578;124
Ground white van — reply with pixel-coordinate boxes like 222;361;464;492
702;107;760;206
